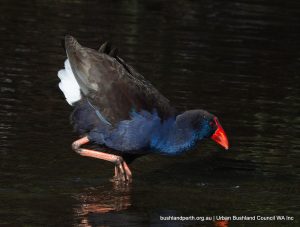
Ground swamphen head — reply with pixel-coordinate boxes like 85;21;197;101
177;109;229;150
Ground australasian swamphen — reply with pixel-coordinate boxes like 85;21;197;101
57;35;229;182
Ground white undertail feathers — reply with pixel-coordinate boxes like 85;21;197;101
57;59;81;105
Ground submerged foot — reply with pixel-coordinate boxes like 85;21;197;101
111;160;132;183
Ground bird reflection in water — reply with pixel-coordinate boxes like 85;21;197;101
73;182;132;226
214;220;229;227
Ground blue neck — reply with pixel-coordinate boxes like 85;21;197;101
150;116;210;155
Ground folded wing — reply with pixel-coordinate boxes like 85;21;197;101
65;35;174;125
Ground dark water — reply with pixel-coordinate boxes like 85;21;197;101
0;0;299;226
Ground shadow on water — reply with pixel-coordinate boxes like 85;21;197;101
0;0;299;226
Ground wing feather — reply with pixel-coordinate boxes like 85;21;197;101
65;35;174;125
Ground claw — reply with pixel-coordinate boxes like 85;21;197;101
118;162;127;182
112;161;132;183
123;161;132;182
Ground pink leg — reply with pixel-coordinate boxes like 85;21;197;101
72;136;132;182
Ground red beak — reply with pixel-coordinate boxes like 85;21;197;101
211;117;229;150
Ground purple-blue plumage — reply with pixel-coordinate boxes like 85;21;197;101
72;99;215;155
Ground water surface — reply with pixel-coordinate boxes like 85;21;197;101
0;0;299;226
